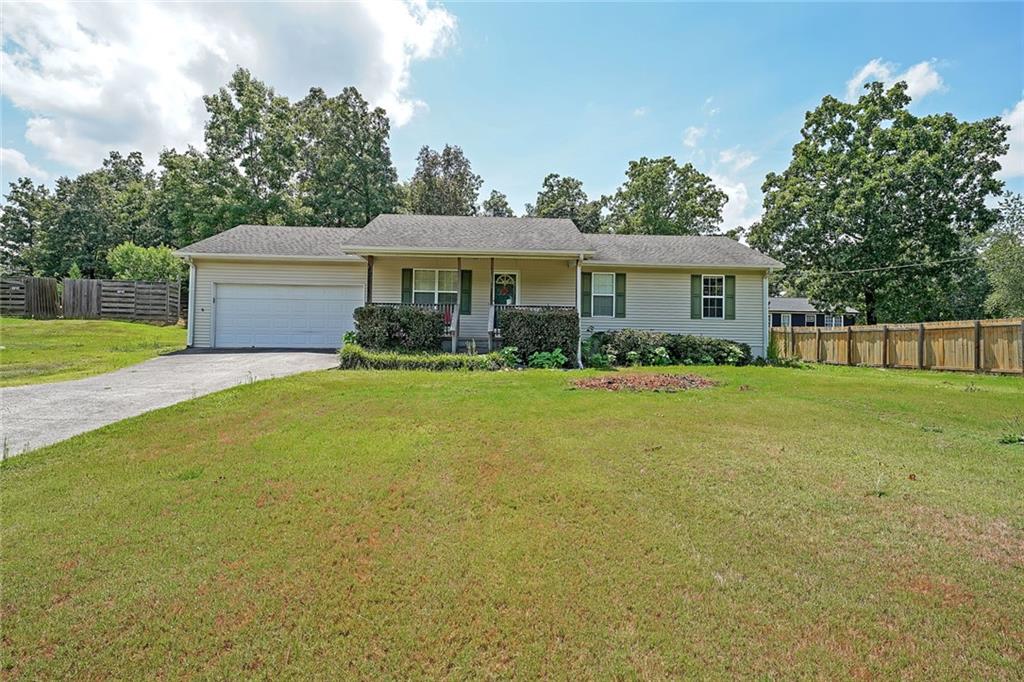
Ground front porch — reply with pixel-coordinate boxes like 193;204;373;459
360;254;583;352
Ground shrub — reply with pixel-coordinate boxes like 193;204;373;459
353;305;445;352
500;307;579;367
527;348;568;369
339;344;505;371
592;329;752;367
497;345;521;367
106;242;185;281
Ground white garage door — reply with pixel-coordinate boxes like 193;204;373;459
214;284;362;348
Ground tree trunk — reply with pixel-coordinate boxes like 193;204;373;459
864;287;877;325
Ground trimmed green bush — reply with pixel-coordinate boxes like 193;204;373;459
500;308;579;367
339;344;505;371
353;305;445;352
588;329;752;367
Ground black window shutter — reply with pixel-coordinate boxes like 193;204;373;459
690;274;702;319
460;270;472;315
725;275;736;320
581;272;592;317
401;269;412;303
614;273;626;318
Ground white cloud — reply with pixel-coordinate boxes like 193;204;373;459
997;99;1024;179
632;106;649;117
845;58;945;102
710;173;761;231
718;146;757;172
1;0;456;171
1;147;49;182
703;96;720;116
683;125;706;148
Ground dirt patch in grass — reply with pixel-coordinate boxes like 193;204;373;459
573;373;716;392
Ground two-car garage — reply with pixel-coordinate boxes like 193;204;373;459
212;284;362;349
185;257;368;350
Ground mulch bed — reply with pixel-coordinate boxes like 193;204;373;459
573;373;716;392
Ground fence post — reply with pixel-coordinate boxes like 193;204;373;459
973;320;981;372
815;327;821;363
846;326;853;366
917;323;925;370
881;325;889;368
789;326;795;359
1020;320;1024;376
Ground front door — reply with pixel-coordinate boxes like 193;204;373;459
493;273;517;305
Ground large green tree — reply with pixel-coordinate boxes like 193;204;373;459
296;87;398;227
202;68;301;225
982;192;1024;316
481;189;515;217
749;82;1007;323
151;147;245;247
0;178;53;274
406;145;482;216
604;157;727;235
525;173;602;232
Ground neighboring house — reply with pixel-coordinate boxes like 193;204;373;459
769;297;857;328
175;215;783;358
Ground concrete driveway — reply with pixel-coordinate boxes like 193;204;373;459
1;351;338;456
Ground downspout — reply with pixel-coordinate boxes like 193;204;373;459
762;270;769;359
576;255;583;368
186;259;196;348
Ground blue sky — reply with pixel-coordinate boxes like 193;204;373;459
2;1;1022;228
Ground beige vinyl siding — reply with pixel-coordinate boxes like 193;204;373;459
190;259;366;348
582;267;768;356
371;256;577;339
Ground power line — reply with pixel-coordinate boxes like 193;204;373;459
784;256;979;277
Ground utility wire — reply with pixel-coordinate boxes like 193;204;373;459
783;256;979;277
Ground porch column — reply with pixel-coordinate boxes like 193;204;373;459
454;256;462;349
365;255;374;304
488;257;495;351
575;256;583;368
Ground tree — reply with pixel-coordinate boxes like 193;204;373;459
1;177;53;274
152;146;246;246
981;192;1024;316
203;68;301;225
749;82;1007;324
406;145;482;216
481;190;515;217
604;157;727;235
295;87;398;227
106;241;185;281
525;174;602;232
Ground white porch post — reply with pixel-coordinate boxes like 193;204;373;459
576;256;583;368
454;256;462;351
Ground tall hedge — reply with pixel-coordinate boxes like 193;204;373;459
353;305;446;352
500;308;579;366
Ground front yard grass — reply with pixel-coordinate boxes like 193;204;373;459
1;365;1021;678
0;317;185;386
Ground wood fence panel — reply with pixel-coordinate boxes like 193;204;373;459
773;318;1022;375
851;327;884;366
1;278;26;315
62;279;102;318
887;326;920;368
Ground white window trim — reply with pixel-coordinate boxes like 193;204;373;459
591;272;616;318
702;274;725;320
781;313;792;327
412;268;458;305
492;270;520;305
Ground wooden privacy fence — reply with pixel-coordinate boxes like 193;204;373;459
772;318;1024;375
62;279;181;324
0;276;60;318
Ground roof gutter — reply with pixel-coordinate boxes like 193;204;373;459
173;252;365;263
582;261;785;271
341;246;595;258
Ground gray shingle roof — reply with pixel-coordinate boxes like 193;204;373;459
770;297;858;314
175;225;362;260
583;234;783;269
343;214;590;254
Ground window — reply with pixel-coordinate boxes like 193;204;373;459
702;275;724;319
412;269;458;306
781;313;792;327
825;315;844;328
591;273;615;317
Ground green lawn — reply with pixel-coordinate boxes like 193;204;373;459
1;365;1021;678
0;317;186;386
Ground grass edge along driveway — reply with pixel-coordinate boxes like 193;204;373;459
0;317;186;386
1;364;1021;678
